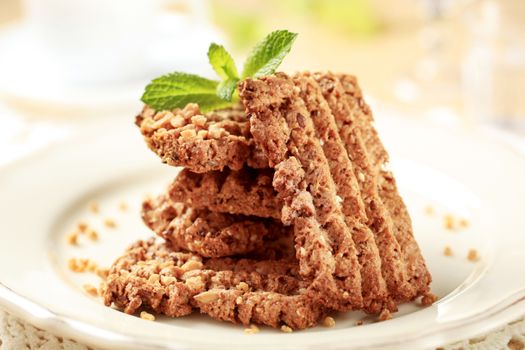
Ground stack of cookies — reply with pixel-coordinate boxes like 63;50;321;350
103;72;433;330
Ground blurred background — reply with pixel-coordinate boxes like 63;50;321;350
0;0;524;165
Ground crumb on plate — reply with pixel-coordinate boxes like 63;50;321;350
66;232;79;245
87;229;99;241
68;258;97;273
322;316;336;328
103;218;117;229
68;258;87;273
87;260;98;272
421;293;438;306
355;319;364;326
467;249;479;262
443;246;453;257
459;218;469;228
119;202;128;212
89;202;99;214
280;325;293;333
96;267;109;280
378;309;392;321
424;205;434;216
443;214;455;230
244;324;260;334
140;311;155;321
77;222;88;232
83;284;98;296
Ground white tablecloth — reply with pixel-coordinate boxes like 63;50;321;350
2;309;525;350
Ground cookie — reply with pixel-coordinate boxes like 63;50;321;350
336;73;431;299
240;73;363;312
136;104;267;173
313;73;414;301
295;74;389;313
103;239;326;329
142;194;286;258
169;167;281;219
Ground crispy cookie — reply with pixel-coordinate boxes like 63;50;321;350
136;104;267;172
240;73;363;312
295;74;389;313
142;194;286;258
169;167;281;219
336;73;431;299
103;239;326;329
313;72;415;301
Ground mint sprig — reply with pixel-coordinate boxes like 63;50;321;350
241;30;297;78
141;29;297;111
141;72;232;112
208;43;239;81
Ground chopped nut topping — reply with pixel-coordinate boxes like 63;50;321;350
467;249;479;262
357;172;365;182
89;202;99;214
185;276;204;290
197;130;208;139
103;218;117;229
191;115;207;127
244;324;260;334
236;282;249;292
280;325;293;333
181;260;203;271
443;246;453;257
208;125;223;139
160;275;177;285
180;129;197;139
194;290;220;303
322;316;336;327
140;311;155;321
170;116;185;128
421;293;438;306
83;284;98;296
378;309;392;321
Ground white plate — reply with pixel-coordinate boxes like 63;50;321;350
1;115;525;350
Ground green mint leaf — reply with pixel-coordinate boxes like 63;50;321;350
208;43;239;80
216;78;239;101
141;72;232;112
241;30;298;78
